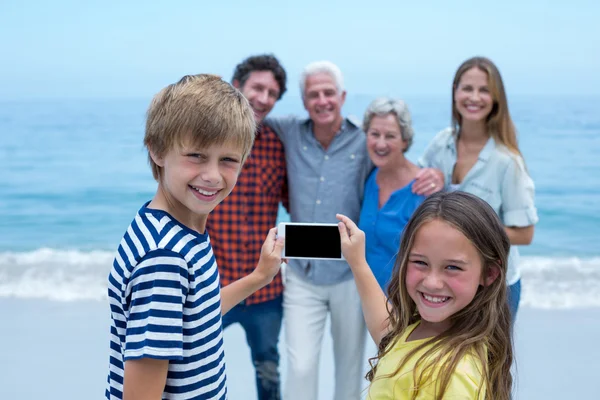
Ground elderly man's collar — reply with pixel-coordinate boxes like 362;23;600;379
301;115;361;131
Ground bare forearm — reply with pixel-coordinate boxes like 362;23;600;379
505;225;534;245
350;261;390;346
220;272;270;315
123;358;168;400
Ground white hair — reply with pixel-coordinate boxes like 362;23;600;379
299;61;344;97
363;97;415;152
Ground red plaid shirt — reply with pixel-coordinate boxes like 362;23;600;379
207;124;288;304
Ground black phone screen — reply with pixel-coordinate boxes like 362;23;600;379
284;224;342;259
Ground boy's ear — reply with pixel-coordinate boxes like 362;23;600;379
149;149;165;167
232;79;240;89
481;262;501;286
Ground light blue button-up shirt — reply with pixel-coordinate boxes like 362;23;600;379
418;128;539;284
266;115;373;285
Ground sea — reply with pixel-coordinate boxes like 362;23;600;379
1;94;600;310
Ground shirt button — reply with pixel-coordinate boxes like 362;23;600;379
350;154;355;159
303;146;307;151
320;176;325;182
324;155;329;160
316;199;321;205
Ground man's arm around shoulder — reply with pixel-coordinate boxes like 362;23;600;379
263;115;300;144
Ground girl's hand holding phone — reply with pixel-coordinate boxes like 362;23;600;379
336;214;368;270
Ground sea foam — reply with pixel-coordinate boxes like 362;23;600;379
1;248;600;309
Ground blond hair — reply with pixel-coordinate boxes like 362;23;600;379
368;191;513;400
144;74;256;180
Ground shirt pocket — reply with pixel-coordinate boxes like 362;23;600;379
466;182;501;211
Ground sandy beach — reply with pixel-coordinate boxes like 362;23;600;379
2;1;600;397
2;299;599;399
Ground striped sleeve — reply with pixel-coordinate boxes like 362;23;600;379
124;249;190;361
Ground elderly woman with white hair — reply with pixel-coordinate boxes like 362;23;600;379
358;97;429;292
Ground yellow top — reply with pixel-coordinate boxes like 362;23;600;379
367;322;486;399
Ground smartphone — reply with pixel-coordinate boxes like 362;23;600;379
277;222;344;260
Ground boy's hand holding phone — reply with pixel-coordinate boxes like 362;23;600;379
253;227;285;285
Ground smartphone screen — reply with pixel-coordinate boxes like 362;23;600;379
284;224;342;259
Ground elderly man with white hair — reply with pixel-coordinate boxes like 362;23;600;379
266;61;371;400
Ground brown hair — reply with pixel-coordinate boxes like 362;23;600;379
452;56;523;158
232;54;287;100
144;74;256;180
368;191;513;400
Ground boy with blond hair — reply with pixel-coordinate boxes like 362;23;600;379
105;74;284;400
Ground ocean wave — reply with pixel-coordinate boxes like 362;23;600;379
1;249;600;309
0;248;114;302
518;256;600;309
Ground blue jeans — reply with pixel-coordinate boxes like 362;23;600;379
222;296;283;400
507;279;522;323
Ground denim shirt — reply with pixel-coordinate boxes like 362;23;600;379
418;128;539;285
265;115;373;285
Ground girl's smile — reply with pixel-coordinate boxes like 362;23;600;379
406;219;485;330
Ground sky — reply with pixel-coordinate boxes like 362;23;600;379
1;0;599;99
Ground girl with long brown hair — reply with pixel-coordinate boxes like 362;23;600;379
337;191;513;399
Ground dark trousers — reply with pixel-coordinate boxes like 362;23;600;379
222;296;283;400
508;279;522;323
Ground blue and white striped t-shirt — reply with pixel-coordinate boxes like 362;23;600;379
106;202;227;400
